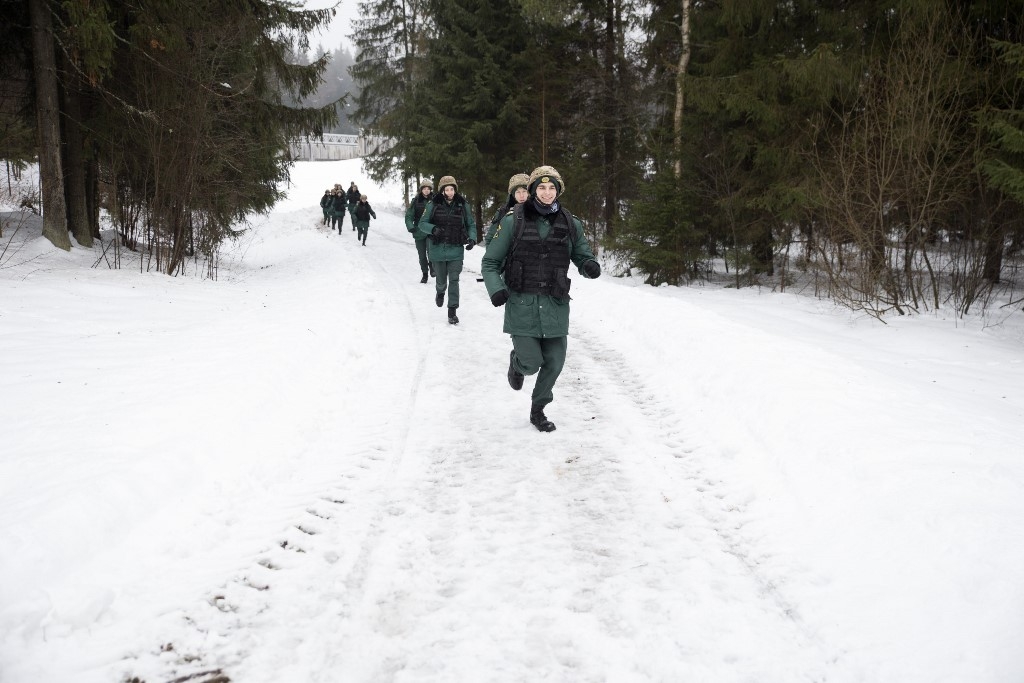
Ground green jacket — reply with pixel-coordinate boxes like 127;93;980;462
329;194;346;217
405;195;431;241
416;195;478;262
353;201;376;228
481;206;598;338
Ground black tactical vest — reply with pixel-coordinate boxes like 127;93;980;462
504;204;573;299
412;195;430;225
432;199;468;244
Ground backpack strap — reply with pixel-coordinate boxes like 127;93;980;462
508;204;579;252
559;207;580;243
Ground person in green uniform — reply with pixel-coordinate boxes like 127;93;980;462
353;194;376;245
416;175;478;325
405;179;435;283
330;187;347;233
480;165;601;432
320;188;332;225
346;183;361;231
484;172;530;246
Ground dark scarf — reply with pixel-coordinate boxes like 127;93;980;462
531;197;560;215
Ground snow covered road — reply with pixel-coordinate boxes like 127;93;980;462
3;159;1023;682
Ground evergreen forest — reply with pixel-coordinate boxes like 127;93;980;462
293;44;360;135
4;0;1024;316
350;0;1024;316
0;0;340;275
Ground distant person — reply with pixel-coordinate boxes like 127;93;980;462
480;165;601;432
353;195;376;246
484;172;530;246
416;175;477;325
346;183;361;230
320;188;332;226
405;178;436;283
330;188;347;234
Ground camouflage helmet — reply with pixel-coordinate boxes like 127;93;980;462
419;178;434;190
360;194;367;201
437;175;458;193
528;165;564;196
507;173;531;195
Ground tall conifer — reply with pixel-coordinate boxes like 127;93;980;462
409;0;537;221
350;0;430;185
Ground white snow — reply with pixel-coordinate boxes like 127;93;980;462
2;158;1023;683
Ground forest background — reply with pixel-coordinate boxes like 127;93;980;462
3;0;1024;320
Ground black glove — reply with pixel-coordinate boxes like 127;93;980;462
583;260;601;278
465;240;475;250
431;226;441;237
490;290;509;307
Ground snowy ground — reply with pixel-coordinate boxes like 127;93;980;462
2;158;1023;683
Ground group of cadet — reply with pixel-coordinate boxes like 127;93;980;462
405;165;602;433
320;182;376;246
321;166;600;431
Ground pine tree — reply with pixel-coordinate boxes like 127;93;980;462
408;0;537;222
90;0;338;273
4;0;337;270
981;42;1024;203
350;0;431;186
0;3;38;171
28;0;71;250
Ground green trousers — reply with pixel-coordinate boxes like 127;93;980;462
511;335;567;407
434;259;464;308
415;238;429;274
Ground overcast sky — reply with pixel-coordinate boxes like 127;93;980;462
304;0;359;54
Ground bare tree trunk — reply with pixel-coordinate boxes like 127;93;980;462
602;0;617;237
673;0;692;179
29;0;71;250
983;223;1005;283
60;55;92;247
86;157;101;239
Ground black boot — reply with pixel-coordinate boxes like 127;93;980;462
530;404;556;432
435;291;444;307
507;350;524;391
420;271;428;284
448;307;459;325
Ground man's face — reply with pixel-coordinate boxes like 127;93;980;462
444;185;456;200
514;187;529;203
536;181;558;205
421;186;432;197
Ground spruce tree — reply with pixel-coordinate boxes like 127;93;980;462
409;0;537;222
91;0;338;273
350;0;431;186
981;41;1024;203
4;0;336;269
28;0;71;250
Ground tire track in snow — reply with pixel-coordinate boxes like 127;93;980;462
296;311;847;681
566;324;848;679
115;217;849;682
115;219;442;683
